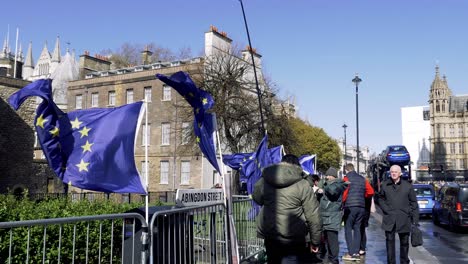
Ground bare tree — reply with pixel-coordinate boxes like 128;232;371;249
100;42;191;69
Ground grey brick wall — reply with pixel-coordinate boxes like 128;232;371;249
0;77;59;194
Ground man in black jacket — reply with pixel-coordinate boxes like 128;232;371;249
375;165;419;264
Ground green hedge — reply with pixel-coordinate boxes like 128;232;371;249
0;192;162;263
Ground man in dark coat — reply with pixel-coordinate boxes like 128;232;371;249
375;165;419;264
253;154;322;263
319;167;349;264
342;163;374;261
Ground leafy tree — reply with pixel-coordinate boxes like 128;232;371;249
287;118;341;173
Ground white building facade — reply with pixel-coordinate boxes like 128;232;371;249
401;106;431;180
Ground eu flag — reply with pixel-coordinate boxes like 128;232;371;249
239;134;272;195
299;154;316;175
222;145;283;182
8;79;146;194
156;71;220;173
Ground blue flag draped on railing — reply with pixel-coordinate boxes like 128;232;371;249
8;79;146;194
300;154;316;175
156;71;220;173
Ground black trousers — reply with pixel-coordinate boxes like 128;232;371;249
324;230;339;264
385;226;410;264
264;239;309;264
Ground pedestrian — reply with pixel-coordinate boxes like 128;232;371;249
359;189;373;256
252;154;322;263
319;167;349;264
375;165;419;264
342;163;375;261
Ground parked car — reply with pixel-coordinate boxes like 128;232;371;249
413;184;435;217
432;182;468;230
381;145;410;165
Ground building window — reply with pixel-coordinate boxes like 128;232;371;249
126;89;134;104
141;160;148;177
459;124;464;137
144;87;152;102
436;101;440;113
452;159;457;169
142;124;151;146
75;95;83;109
423;109;430;121
181;122;191;145
161;123;170;145
462;159;466;169
451;143;456;154
181;161;190;185
460;143;465;154
108;91;116;106
449;125;455;137
436;124;440;137
91;93;99;107
442;101;446;112
162;85;171;101
160;161;169;184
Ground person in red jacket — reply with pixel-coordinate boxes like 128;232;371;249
342;163;374;261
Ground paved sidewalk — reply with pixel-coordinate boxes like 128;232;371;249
334;210;440;264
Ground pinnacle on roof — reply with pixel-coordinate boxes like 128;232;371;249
431;64;448;91
24;41;34;67
51;36;61;63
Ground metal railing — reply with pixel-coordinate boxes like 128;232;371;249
25;191;177;204
0;196;264;264
232;196;264;261
148;203;227;264
0;213;147;264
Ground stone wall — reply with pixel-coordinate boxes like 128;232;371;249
0;77;63;194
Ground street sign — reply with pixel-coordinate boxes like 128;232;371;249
175;188;224;207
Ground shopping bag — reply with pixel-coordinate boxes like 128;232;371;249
411;225;423;247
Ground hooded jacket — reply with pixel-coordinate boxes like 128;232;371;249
252;162;322;246
320;178;349;231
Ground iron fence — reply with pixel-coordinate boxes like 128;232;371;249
0;196;264;263
0;213;148;264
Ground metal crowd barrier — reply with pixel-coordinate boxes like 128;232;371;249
0;197;264;264
0;213;147;264
232;196;265;262
148;203;228;264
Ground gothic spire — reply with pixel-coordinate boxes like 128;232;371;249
24;41;34;67
51;36;61;63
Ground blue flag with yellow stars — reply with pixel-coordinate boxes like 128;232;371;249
239;134;272;196
156;71;220;173
8;79;146;194
222;145;283;182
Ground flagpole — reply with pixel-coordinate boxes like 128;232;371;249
13;28;18;78
144;99;149;223
213;114;239;264
239;0;265;133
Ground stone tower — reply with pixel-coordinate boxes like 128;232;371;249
429;65;452;169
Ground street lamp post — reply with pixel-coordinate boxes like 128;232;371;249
342;123;347;169
352;74;362;174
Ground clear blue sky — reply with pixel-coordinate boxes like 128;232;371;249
4;0;468;154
